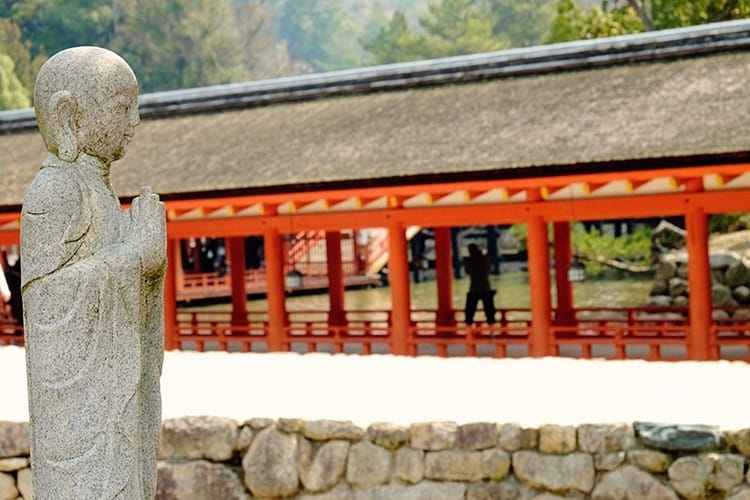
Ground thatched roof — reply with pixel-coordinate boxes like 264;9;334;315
2;21;750;210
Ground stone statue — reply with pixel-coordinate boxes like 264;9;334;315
20;46;166;499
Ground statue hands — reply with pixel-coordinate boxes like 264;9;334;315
127;186;166;276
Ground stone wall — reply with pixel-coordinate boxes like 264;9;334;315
3;417;750;499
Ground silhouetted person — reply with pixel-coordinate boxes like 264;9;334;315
463;243;496;325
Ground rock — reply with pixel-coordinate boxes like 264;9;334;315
595;452;626;471
578;424;635;453
709;454;744;492
394;447;424;484
457;422;497;450
298;482;353;500
353;480;465;500
303;420;365;441
157;460;249;500
668;277;687;297
242;427;299;498
728;489;750;500
626;449;672;473
654;262;676;280
0;472;18;500
713;309;731;321
424;450;482;481
733;286;750;303
725;262;750;287
244;417;274;430
466;482;521;500
298;438;350;493
591;465;678;499
277;417;305;433
0;422;29;458
0;458;28;472
236;426;253;454
512;451;594;494
16;468;31;500
367;422;409;450
481;448;511;480
635;422;722;451
732;304;750;317
650;280;669;296
646;295;672;306
159;416;239;461
672;295;689;307
713;284;735;306
346;441;392;487
726;428;750;454
668;455;712;499
410;422;457;450
710;253;741;269
539;424;577;454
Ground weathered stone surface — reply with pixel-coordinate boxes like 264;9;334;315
595;451;626;471
481;448;511;480
733;286;750;303
298;482;353;500
236;426;253;454
457;422;498;450
303;420;365;441
353;480;465;500
277;417;305;433
0;458;28;472
425;450;482;481
726;428;750;454
16;468;31;500
646;295;673;306
513;451;594;494
539;424;577;454
0;422;29;458
244;417;274;430
635;422;722;451
578;424;635;453
668;455;712;499
346;441;392;487
466;482;521;500
725;262;750;288
728;489;750;500
0;472;18;500
410;421;457;450
627;449;672;472
367;422;409;450
394;447;424;484
709;454;744;492
668;277;687;296
157;460;249;500
242;427;299;498
713;284;735;306
591;465;678;499
654;262;676;280
497;423;538;451
298;438;349;493
159;416;239;461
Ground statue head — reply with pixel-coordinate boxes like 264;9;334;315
34;46;140;164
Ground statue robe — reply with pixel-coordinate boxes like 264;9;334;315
21;154;164;499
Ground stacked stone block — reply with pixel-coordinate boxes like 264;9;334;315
3;418;750;499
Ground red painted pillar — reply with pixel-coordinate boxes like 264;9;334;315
553;221;575;326
264;228;287;351
163;238;179;351
434;227;455;327
388;221;411;355
227;237;249;328
686;207;712;360
326;231;346;326
527;216;552;357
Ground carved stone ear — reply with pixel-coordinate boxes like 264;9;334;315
49;91;79;162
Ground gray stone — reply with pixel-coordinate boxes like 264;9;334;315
595;451;626;471
156;460;249;500
591;465;678;499
626;449;672;472
497;423;537;451
728;489;750;500
668;455;712;499
367;422;410;450
635;422;722;451
236;426;253;454
16;468;31;500
668;277;688;297
725;262;750;287
539;424;577;454
353;480;465;500
303;420;365;441
713;284;735;306
298;438;349;493
22;46;165;500
410;421;457;450
277;417;305;433
394;447;424;484
481;448;511;480
709;454;744;492
0;458;28;472
650;279;669;295
457;422;498;450
512;451;595;494
159;416;239;461
346;441;392;487
425;450;482;481
242;427;299;498
578;424;635;453
733;286;750;303
0;422;28;458
0;472;18;500
646;295;673;306
673;295;689;307
298;482;353;500
244;417;274;430
466;482;521;500
726;428;750;454
654;262;676;280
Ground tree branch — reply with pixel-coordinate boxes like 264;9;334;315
626;0;654;30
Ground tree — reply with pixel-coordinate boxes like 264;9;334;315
486;0;557;47
0;19;44;95
545;0;643;43
0;53;30;110
627;0;750;30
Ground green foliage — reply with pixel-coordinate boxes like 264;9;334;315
709;213;750;233
487;0;556;47
546;0;643;43
0;52;30;110
572;225;652;277
0;18;44;94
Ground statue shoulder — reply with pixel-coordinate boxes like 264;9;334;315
23;166;82;215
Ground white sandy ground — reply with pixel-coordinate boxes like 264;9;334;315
1;345;749;430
